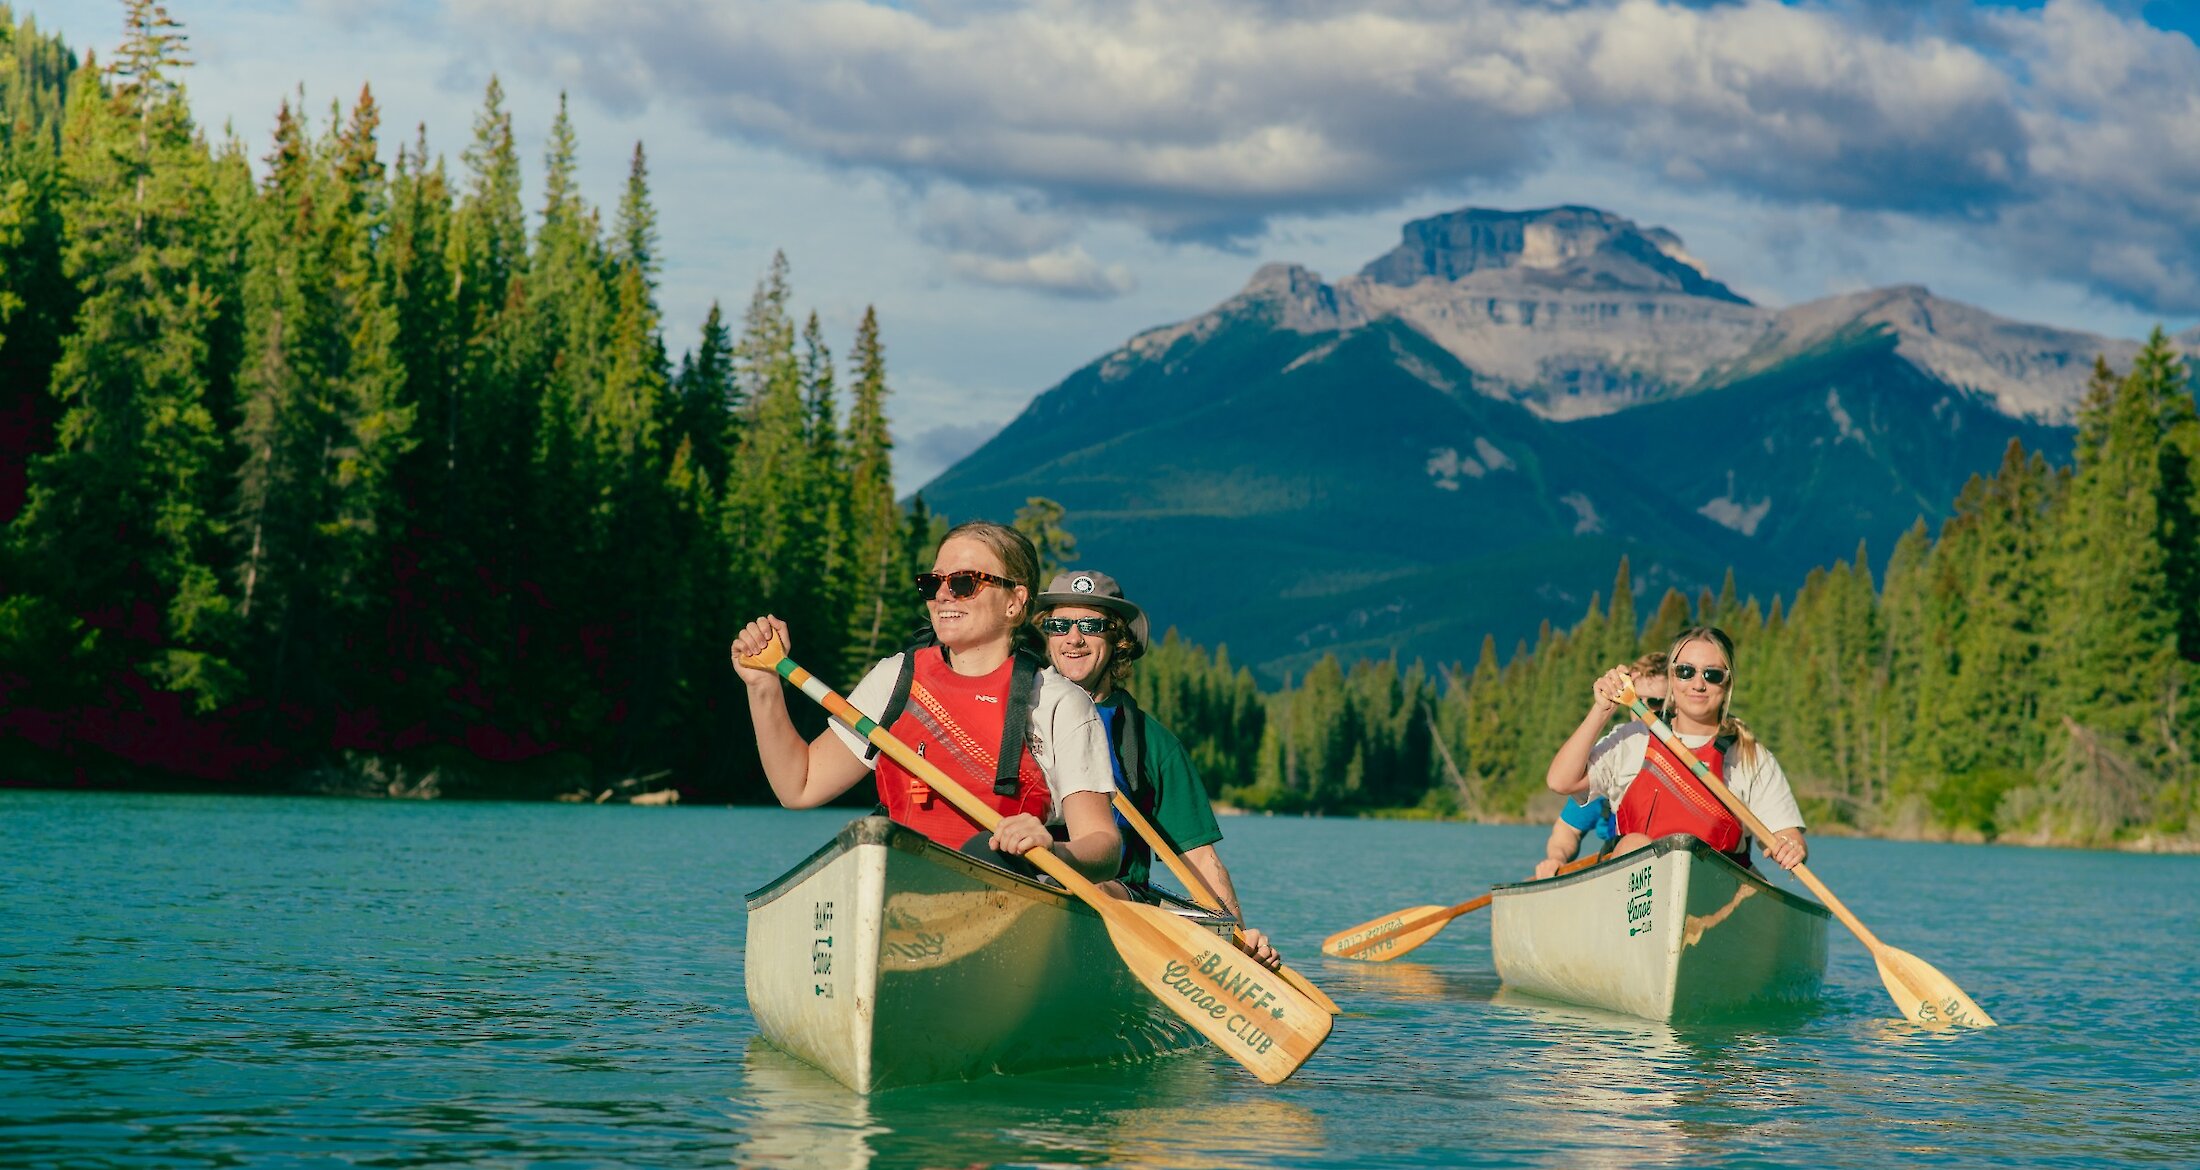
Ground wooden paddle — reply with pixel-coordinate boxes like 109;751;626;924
1617;682;1997;1029
740;636;1334;1083
1109;793;1342;1015
1321;853;1604;961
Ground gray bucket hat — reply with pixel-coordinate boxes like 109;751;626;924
1035;570;1149;661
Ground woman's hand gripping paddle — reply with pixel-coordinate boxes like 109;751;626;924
1617;682;1996;1029
1109;793;1341;1014
740;636;1334;1083
1321;854;1604;961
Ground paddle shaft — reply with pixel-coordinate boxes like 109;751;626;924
1112;793;1227;912
1110;793;1340;1015
1617;687;1888;950
1326;853;1602;959
1398;848;1612;930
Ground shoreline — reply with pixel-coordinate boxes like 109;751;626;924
6;774;2193;855
1211;802;2200;855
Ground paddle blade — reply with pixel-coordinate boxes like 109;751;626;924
1875;945;1997;1029
1103;900;1333;1084
1321;904;1456;962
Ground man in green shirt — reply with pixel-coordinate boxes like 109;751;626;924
1035;570;1280;969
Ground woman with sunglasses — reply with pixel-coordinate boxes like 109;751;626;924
728;521;1123;880
1545;626;1808;872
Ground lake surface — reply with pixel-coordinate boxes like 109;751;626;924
2;791;2195;1168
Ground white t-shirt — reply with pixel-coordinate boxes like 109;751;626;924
827;652;1118;819
1583;722;1806;835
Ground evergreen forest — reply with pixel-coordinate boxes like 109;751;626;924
1;4;938;800
6;5;2197;848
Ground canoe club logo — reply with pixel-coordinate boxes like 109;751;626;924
1071;576;1095;593
1159;950;1287;1056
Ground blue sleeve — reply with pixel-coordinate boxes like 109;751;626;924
1094;705;1128;786
1559;797;1607;832
1096;704;1130;829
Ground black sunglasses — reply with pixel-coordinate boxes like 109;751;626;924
915;569;1018;601
1671;663;1731;686
1040;616;1113;636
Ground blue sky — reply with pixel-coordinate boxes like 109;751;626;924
37;0;2200;490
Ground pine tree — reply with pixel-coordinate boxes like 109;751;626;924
0;7;80;490
230;88;414;714
2128;329;2200;664
443;75;531;569
722;251;807;616
671;300;736;488
2048;352;2181;766
382;123;456;508
841;305;898;671
612;141;658;290
1014;496;1077;581
18;9;237;706
448;77;523;349
799;310;848;617
1641;588;1691;655
1603;556;1636;664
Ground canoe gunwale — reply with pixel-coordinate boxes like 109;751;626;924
744;815;1206;924
1491;832;1831;921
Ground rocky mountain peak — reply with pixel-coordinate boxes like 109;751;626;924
1357;205;1751;305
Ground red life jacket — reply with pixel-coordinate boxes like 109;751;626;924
875;647;1050;848
1614;729;1745;857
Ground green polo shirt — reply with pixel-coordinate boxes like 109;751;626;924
1097;693;1223;888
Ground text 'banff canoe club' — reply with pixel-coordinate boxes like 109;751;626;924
1159;952;1289;1056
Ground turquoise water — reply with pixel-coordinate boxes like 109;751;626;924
2;791;2195;1168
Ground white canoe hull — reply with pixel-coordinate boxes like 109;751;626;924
1490;834;1830;1021
745;816;1215;1092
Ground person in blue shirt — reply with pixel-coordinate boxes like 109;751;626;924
1533;652;1667;878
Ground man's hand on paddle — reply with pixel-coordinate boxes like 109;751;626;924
1238;926;1281;970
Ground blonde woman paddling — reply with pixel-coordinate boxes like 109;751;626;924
1545;626;1807;872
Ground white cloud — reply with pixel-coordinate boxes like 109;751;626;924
446;0;2200;313
912;187;1137;297
946;245;1137;298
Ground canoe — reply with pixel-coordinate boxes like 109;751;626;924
744;815;1221;1092
1488;833;1831;1021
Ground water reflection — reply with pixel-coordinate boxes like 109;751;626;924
1481;989;1844;1165
731;1040;1324;1170
1322;958;1502;1008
